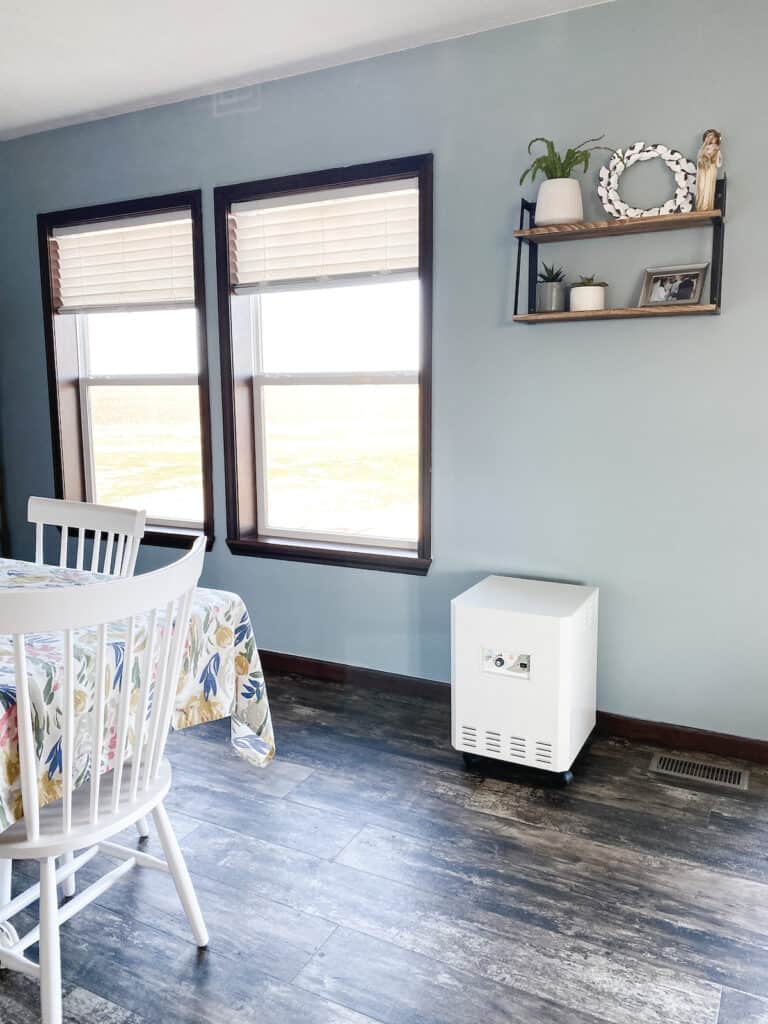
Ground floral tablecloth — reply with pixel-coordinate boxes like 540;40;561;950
0;557;275;834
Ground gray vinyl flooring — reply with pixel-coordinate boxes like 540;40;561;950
1;673;767;1023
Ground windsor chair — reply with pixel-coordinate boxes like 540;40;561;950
0;538;208;1024
28;496;146;578
27;496;150;878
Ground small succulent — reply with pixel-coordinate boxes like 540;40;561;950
520;135;612;186
537;262;566;283
573;274;608;287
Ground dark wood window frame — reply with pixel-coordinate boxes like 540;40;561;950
37;190;215;550
214;155;433;575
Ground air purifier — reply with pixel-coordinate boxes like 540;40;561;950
451;575;598;780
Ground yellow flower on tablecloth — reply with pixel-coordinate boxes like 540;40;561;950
234;654;250;677
179;694;225;728
13;793;23;822
38;775;63;806
215;625;233;648
3;751;19;786
74;689;87;714
130;689;140;711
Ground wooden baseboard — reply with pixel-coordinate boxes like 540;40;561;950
594;712;768;764
259;650;450;703
260;650;768;764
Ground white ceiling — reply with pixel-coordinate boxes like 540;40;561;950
0;0;607;140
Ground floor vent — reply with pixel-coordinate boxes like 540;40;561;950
461;725;477;749
649;753;749;791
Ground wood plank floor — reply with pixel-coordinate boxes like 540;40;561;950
2;673;768;1023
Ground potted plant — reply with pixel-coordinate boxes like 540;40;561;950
569;275;608;312
536;263;567;312
520;135;611;226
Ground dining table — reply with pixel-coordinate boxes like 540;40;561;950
0;555;275;915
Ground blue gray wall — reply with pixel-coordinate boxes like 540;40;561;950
1;0;766;737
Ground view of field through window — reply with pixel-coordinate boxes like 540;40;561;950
89;385;205;524
81;309;204;525
82;277;420;540
262;384;418;543
254;279;421;545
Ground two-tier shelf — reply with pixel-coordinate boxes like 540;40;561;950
512;178;726;324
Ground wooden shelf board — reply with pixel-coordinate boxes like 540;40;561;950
513;304;720;324
514;209;722;244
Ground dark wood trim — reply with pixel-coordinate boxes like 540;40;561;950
227;535;430;574
215;154;434;573
143;526;214;552
261;651;768;764
37;190;215;549
260;650;448;702
595;712;768;765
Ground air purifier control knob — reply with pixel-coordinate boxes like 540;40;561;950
494;656;505;668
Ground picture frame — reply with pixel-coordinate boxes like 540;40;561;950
638;263;709;307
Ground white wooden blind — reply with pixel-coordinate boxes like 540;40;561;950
229;178;419;292
50;210;195;313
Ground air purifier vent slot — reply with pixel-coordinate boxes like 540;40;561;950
535;741;553;765
485;730;502;754
509;736;526;760
461;725;478;748
649;753;749;791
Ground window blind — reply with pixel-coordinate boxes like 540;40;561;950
50;210;195;313
229;179;419;292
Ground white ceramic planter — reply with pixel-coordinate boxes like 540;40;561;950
535;178;584;226
569;285;607;312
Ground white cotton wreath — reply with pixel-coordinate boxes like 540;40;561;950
597;142;697;219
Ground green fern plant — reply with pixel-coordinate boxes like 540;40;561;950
537;263;565;283
520;135;611;186
573;274;608;287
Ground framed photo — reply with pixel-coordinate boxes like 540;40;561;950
638;263;709;306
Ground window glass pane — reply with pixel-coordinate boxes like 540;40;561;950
83;308;199;375
259;279;419;373
261;384;418;544
88;385;204;524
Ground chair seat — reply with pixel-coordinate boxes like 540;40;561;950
0;761;172;860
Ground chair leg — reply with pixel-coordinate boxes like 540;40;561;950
152;803;208;948
39;858;63;1024
136;816;150;840
61;852;75;898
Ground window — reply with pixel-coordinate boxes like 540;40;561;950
215;155;432;573
38;192;214;547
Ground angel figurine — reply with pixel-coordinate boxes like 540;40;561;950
695;129;723;211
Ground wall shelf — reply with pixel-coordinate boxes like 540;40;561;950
513;303;719;324
514;208;722;244
512;178;726;321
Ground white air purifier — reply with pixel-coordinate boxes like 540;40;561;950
451;575;598;780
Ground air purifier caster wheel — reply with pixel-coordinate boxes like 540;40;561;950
462;752;483;769
560;770;574;786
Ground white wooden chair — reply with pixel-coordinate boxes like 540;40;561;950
28;496;147;579
27;497;150;872
0;538;208;1024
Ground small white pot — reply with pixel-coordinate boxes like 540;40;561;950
535;178;584;226
569;285;607;312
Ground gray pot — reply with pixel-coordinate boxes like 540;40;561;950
536;282;566;313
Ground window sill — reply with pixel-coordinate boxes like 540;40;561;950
226;534;431;575
144;526;214;552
